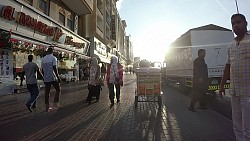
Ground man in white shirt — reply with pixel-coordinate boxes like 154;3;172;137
219;13;250;141
41;47;61;112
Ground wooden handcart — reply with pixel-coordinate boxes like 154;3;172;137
135;67;162;108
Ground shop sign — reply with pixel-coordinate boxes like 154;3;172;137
65;36;85;49
0;6;86;49
0;6;64;42
16;12;54;36
110;15;116;40
1;6;15;21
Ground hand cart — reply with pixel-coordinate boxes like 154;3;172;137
135;67;162;108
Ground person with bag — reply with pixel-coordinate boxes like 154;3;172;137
86;57;101;104
106;56;123;107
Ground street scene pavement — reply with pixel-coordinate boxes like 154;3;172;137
0;74;235;141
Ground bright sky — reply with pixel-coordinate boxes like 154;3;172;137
117;0;250;62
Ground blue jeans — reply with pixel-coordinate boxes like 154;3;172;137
26;84;39;106
231;95;250;141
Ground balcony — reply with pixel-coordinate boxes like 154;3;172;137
61;0;93;15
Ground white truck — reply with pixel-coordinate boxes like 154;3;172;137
163;24;234;94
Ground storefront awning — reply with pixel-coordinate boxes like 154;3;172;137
94;54;110;64
76;52;90;60
54;46;75;54
107;39;116;48
11;35;50;47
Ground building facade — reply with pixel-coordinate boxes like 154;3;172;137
125;35;134;69
0;0;132;95
0;0;93;95
79;0;127;66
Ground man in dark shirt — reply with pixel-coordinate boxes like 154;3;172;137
189;49;209;112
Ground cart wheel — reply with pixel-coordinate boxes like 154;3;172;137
158;96;162;108
135;96;138;108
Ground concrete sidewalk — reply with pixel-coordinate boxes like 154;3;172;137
0;74;235;141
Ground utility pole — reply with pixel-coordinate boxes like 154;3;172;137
235;0;239;13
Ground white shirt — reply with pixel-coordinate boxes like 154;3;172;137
227;32;250;96
41;54;57;82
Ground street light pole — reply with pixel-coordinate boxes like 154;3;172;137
234;0;239;13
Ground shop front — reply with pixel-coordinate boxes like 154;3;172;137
0;29;13;95
89;37;110;64
0;2;89;95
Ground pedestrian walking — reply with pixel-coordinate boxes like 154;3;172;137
189;49;209;112
219;13;250;141
86;57;101;104
20;55;44;112
106;56;123;107
41;47;61;112
101;63;106;79
83;66;89;81
129;67;132;74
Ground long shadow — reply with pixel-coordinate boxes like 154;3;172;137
50;107;110;141
99;102;166;141
99;105;132;141
0;85;88;123
160;84;236;141
134;106;165;141
0;100;89;141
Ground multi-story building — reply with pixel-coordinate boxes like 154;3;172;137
79;0;127;66
0;0;93;95
116;19;127;66
133;57;140;70
125;35;134;69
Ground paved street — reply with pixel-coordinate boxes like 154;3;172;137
0;74;235;141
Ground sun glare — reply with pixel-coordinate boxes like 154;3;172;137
133;23;179;63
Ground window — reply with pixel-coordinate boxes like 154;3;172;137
59;12;65;26
67;14;73;31
23;0;33;6
67;18;73;30
38;0;48;14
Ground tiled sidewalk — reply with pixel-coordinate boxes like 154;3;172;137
0;74;235;141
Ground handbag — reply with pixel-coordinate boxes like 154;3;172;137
115;77;120;83
99;78;104;86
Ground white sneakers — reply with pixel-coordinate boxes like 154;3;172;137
46;103;61;112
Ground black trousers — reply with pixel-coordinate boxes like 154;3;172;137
108;83;121;104
44;81;61;108
87;84;101;102
190;88;207;108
